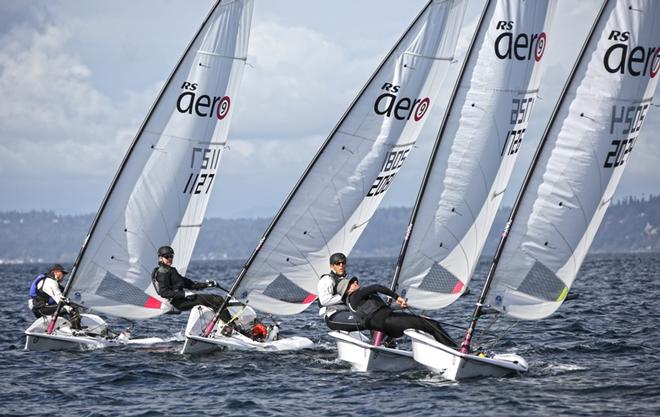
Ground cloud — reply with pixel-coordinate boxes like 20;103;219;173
231;21;381;140
0;20;159;178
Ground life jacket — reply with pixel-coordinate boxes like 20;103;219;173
29;274;56;305
316;272;340;308
347;293;387;327
251;321;268;341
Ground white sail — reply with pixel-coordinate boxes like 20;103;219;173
234;0;468;315
66;0;254;319
396;0;556;309
486;0;660;320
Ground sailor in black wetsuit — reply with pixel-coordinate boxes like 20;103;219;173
342;277;456;347
152;246;231;323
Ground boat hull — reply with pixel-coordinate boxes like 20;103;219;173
329;331;418;372
25;314;114;351
181;305;314;354
24;314;164;351
405;329;528;380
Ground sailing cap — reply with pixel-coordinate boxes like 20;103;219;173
158;246;175;257
48;264;68;274
329;252;347;265
337;277;358;298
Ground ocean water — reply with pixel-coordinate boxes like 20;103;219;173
1;254;659;416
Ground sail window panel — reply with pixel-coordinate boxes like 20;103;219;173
96;271;151;307
515;260;567;302
240;234;320;299
261;273;314;304
417;262;463;294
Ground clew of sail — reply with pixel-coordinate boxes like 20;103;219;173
486;0;660;320
65;0;254;320
395;0;556;309
234;0;468;315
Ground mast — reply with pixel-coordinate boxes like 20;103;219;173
458;0;610;354
47;0;230;334
389;0;492;294
202;0;440;336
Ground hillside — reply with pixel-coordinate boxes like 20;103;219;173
1;195;658;263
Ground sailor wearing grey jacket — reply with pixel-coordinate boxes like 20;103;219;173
317;253;366;332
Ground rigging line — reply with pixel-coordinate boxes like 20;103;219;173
307;211;330;276
480;319;520;353
565;177;591;234
460;195;479;263
281;233;320;279
548;221;579;278
442;223;471;276
328;178;349;250
473;311;500;348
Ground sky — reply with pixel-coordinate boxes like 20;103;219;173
0;0;658;218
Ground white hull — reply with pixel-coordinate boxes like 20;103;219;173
181;305;314;354
24;314;164;351
405;330;528;380
329;331;418;372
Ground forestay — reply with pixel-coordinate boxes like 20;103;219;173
396;0;556;309
65;0;254;319
234;0;467;315
486;0;660;320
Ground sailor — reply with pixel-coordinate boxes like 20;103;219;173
28;264;82;330
317;252;365;331
341;277;457;347
152;246;231;323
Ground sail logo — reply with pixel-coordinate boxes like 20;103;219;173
176;81;231;119
367;143;413;197
374;83;430;122
494;21;546;62
604;31;660;78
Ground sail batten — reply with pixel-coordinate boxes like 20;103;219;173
63;0;254;320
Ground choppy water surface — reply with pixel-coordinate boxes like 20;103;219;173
2;254;659;416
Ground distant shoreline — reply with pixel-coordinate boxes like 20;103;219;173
1;195;658;263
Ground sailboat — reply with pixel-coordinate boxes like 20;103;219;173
331;0;557;372
180;0;467;355
25;0;254;351
407;0;660;380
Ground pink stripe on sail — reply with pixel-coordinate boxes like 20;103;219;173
143;297;162;309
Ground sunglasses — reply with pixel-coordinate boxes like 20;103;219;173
162;255;174;259
333;261;346;266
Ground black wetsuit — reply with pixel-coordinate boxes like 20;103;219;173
318;271;366;332
152;262;231;323
347;284;456;347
